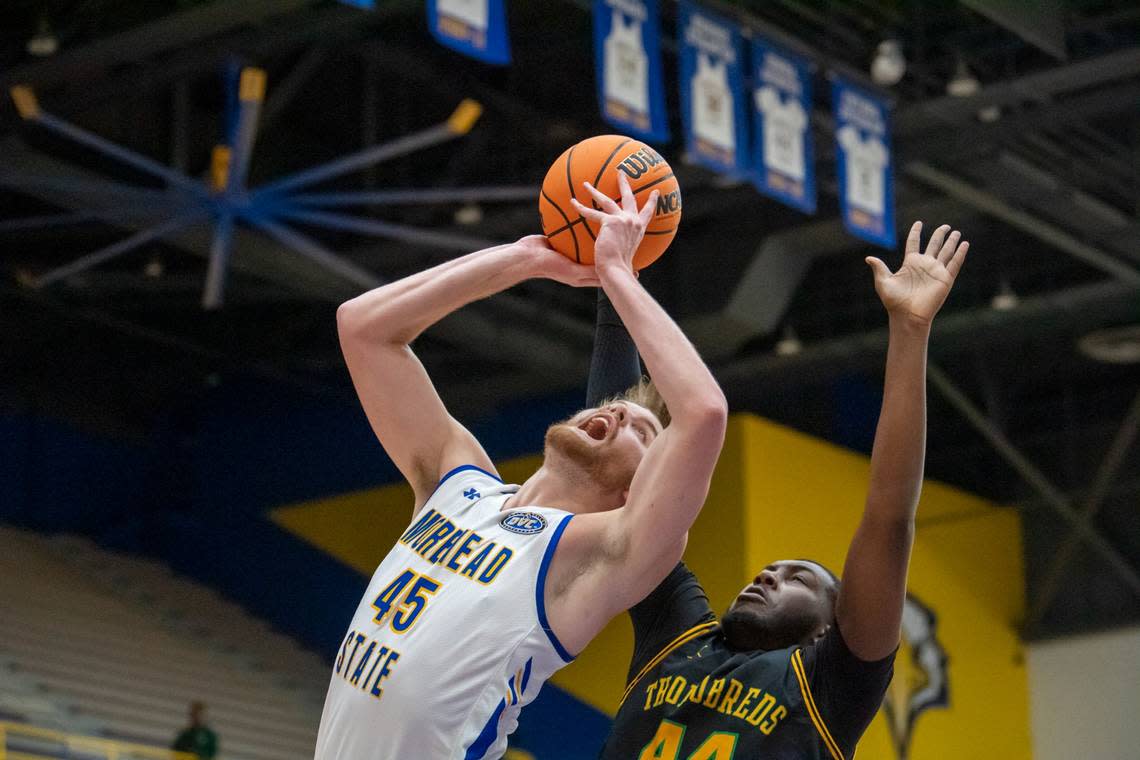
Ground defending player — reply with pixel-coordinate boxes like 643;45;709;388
313;174;727;759
592;222;968;760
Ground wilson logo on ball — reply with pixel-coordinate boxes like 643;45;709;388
617;147;666;180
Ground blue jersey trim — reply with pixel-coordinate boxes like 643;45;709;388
535;513;576;663
520;657;533;695
463;697;506;760
438;464;503;487
424;464;504;504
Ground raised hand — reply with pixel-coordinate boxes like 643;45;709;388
570;172;658;276
865;221;969;326
516;234;601;288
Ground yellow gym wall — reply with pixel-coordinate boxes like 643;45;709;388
738;417;1030;760
272;414;1030;760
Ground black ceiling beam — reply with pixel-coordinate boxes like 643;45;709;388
898;81;1140;162
717;279;1140;393
0;0;318;92
896;46;1140;136
905;161;1140;282
1024;389;1140;633
19;6;389;123
928;363;1140;608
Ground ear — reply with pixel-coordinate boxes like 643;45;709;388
813;622;831;643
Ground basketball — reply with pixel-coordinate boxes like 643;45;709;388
539;135;681;270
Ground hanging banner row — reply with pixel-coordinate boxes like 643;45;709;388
419;0;895;249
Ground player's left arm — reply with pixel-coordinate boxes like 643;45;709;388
546;177;727;654
836;222;969;661
585;285;715;673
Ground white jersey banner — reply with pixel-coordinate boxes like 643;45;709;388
833;77;896;248
428;0;511;65
593;0;669;142
678;1;749;176
751;38;815;213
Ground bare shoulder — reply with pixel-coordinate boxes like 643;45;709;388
541;509;646;655
544;511;618;597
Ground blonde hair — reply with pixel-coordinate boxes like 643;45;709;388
608;378;670;428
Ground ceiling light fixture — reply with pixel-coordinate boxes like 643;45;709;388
26;15;58;57
977;104;1002;123
775;325;803;356
144;255;164;279
990;279;1019;311
871;40;906;86
946;57;980;97
1078;324;1140;365
453;202;483;226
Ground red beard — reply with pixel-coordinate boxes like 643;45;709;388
543;422;637;494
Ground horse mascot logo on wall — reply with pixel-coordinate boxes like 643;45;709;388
882;593;949;760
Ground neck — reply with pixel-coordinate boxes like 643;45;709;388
506;462;624;514
725;632;789;653
723;618;827;653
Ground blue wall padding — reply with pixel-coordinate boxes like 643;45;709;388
1;378;615;756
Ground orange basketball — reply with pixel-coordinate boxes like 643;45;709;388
539;135;681;270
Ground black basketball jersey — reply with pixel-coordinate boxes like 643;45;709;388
599;564;894;760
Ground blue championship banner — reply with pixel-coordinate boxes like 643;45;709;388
679;1;749;175
751;38;815;213
427;0;511;65
592;0;670;143
832;78;896;248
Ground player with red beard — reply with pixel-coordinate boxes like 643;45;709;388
315;175;727;760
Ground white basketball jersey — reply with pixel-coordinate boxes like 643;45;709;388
604;10;650;114
756;86;807;181
313;466;575;760
692;53;735;153
838;125;889;215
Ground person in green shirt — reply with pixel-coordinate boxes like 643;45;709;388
172;701;218;760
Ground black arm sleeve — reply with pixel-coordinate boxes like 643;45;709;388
626;563;715;683
800;622;896;755
585;288;643;407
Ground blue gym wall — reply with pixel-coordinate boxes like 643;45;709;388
0;376;614;756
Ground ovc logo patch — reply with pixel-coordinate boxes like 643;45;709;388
500;512;548;535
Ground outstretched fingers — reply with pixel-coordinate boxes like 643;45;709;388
946;240;969;278
570;197;607;224
617;171;637;212
936;229;962;264
638;190;660;225
923;224;951;257
865;256;892;282
582;181;620;214
905;221;923;257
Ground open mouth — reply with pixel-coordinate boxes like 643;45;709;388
739;588;768;605
579;415;611;441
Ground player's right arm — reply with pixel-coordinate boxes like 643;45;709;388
584;287;718;672
549;177;728;653
836;221;969;660
585;288;643;407
337;237;599;511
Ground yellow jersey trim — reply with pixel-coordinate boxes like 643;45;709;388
620;621;719;706
791;648;845;760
